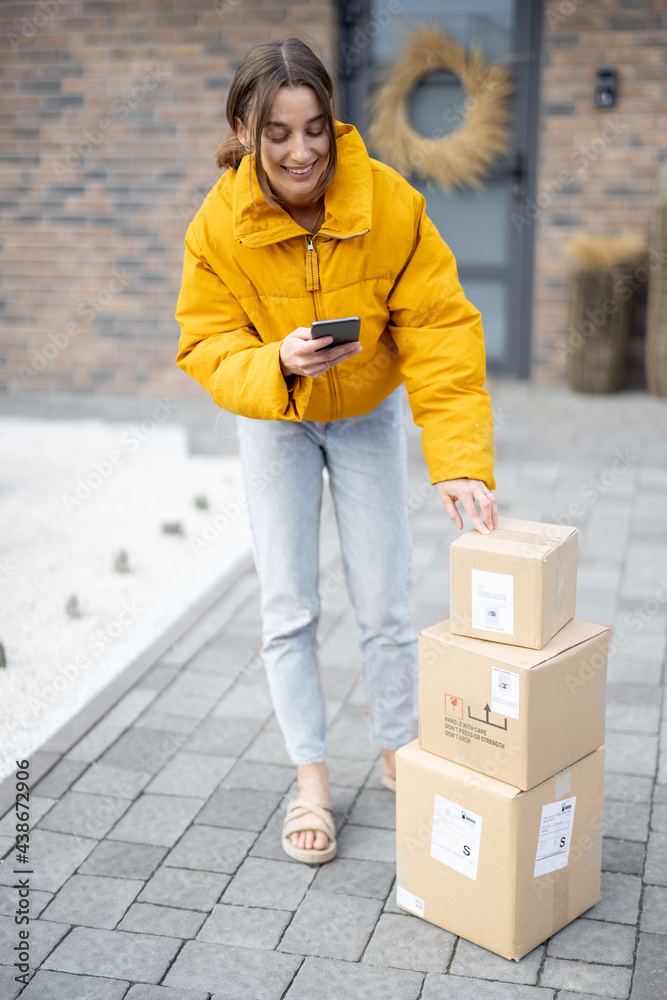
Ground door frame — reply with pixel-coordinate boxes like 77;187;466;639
337;0;544;378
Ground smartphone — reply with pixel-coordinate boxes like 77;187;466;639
312;316;360;351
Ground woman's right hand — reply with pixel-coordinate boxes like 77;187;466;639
279;327;362;379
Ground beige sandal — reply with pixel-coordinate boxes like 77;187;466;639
281;797;337;865
381;773;396;793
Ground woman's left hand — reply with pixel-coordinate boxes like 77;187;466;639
436;479;498;535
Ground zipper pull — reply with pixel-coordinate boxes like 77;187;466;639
305;235;320;292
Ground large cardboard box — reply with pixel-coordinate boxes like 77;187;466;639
419;618;608;790
450;516;578;649
396;741;604;960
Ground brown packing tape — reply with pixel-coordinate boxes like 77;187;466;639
482;528;565;550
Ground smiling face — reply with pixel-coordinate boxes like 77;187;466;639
238;85;331;211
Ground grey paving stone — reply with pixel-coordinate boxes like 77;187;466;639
450;938;544;984
18;969;129;999
79;840;168;879
33;759;88;798
104;689;159;728
138;865;228;910
606;703;661;734
277;889;382;960
0;836;14;858
347;789;397;829
0;962;29;998
164;669;237;701
40;873;142;928
422;977;554;999
0;795;56;836
605;772;654;804
222;760;294;792
164;824;256;874
604;800;651;842
325;705;379;759
645;832;667;886
194;786;282;831
118;901;206;938
605;733;659;776
581;872;641;924
211;679;275;718
248;808;297;862
607;658;662;685
0;914;70;965
547;916;635;964
149;690;217;719
631;932;667;1000
71;763;153;798
125;987;210;1000
540;957;632;998
164;940;302;997
222;856;315;909
0;884;52;918
43;926;181;981
135;663;181;692
640;885;667;933
325;755;376;788
145;751;235;797
0;830;97;892
336;823;396;863
197;902;291;949
652;804;667;832
285;955;423;999
384;878;403;913
133;712;201;735
363;912;455;972
183;717;264;757
602;838;645;875
311;857;395;899
241;726;293;766
106;794;205;847
98;728;186;773
65;723;126;763
187;636;257;675
36;791;130;840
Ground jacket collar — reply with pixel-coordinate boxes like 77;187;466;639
232;121;373;248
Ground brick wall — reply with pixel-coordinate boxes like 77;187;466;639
532;0;667;385
0;0;335;398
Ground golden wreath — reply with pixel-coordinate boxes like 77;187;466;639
368;26;514;192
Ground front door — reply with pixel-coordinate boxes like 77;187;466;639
339;0;543;377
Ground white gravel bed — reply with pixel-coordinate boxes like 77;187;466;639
0;414;251;783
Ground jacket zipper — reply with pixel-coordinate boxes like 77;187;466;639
306;234;339;419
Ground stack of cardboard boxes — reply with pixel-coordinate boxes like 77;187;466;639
395;516;609;960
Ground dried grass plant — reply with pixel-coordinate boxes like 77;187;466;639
565;232;646;270
368;26;514;192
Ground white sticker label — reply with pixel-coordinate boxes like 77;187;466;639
491;666;520;720
396;886;425;917
471;569;514;635
430;794;483;880
534;796;577;878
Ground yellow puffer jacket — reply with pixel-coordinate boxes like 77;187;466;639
175;121;495;488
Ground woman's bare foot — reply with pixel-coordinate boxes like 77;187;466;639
382;748;396;782
291;761;331;851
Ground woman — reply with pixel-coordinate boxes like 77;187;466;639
175;37;497;865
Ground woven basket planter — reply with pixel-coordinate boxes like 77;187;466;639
566;269;631;394
645;204;667;397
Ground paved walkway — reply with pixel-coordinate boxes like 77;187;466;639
1;380;666;999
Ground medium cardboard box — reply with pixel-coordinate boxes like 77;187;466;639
396;741;604;961
450;516;578;649
419;618;608;790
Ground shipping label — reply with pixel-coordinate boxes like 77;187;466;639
534;795;577;878
471;569;514;635
491;666;520;720
430;794;483;880
396;886;425;917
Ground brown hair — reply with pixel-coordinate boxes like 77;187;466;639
214;37;337;209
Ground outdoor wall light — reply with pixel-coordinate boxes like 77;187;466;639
594;68;618;109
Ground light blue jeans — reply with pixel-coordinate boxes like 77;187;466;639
237;386;418;765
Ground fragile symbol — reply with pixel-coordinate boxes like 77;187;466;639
444;694;463;719
468;703;508;731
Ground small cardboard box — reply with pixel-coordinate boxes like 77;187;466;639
396;741;604;961
419;618;608;790
450;516;578;649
